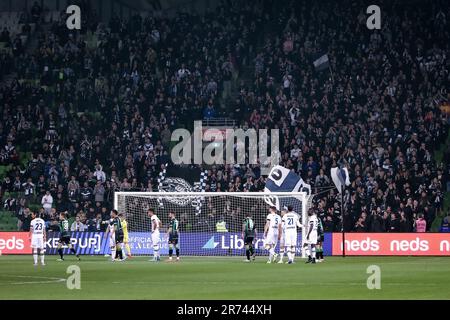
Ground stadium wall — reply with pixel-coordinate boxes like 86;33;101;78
1;232;449;256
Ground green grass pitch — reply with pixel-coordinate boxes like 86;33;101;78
0;255;449;299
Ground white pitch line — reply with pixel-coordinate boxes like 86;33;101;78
1;275;66;285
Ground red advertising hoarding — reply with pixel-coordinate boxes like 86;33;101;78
0;232;32;254
332;233;450;256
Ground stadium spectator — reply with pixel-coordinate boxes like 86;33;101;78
41;191;53;216
93;180;105;203
441;213;450;232
415;214;427;233
354;217;366;232
71;215;87;231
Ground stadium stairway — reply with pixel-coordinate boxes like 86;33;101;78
0;211;17;231
0;151;32;231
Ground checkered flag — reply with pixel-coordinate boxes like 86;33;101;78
195;170;208;215
157;163;167;208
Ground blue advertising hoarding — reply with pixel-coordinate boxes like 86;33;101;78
45;232;108;255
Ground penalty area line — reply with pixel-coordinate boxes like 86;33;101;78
1;275;66;285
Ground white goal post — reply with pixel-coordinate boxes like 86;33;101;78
114;192;312;258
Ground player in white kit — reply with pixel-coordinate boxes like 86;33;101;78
263;206;281;263
102;212;116;261
281;205;303;264
29;212;46;266
305;209;318;264
148;208;161;261
277;209;287;263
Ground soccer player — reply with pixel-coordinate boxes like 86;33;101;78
148;208;161;262
29;211;46;266
104;213;117;262
305;209;319;264
316;216;325;262
167;211;180;261
263;206;281;263
277;209;287;263
119;213;132;259
57;212;80;261
110;210;125;261
281;205;302;264
242;212;257;262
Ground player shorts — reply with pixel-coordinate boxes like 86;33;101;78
244;236;254;245
168;234;178;245
318;234;324;243
284;231;297;247
31;237;45;249
306;231;318;245
151;231;160;246
116;231;124;244
264;230;278;246
59;235;71;245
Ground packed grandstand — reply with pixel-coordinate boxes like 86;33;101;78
0;0;449;235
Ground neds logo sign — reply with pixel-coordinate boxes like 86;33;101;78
0;236;24;250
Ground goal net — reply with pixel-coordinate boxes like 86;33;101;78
114;192;312;258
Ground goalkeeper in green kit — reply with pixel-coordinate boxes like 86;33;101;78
242;212;257;262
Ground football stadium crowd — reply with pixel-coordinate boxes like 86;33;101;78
0;0;449;233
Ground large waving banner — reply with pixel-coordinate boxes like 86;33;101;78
264;165;311;210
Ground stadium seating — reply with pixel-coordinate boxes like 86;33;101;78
0;0;448;234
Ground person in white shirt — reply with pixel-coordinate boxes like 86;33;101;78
148;208;161;262
264;206;281;263
280;205;303;264
93;165;106;182
41;191;53;215
29;212;46;266
177;63;190;79
277;209;287;263
305;209;319;264
70;215;87;231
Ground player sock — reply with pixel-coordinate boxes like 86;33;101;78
176;248;180;257
39;249;45;264
125;243;131;256
311;246;316;259
70;247;77;255
58;248;64;260
169;245;173;257
111;247;116;261
120;243;125;255
269;247;275;261
117;249;123;260
246;249;250;260
33;249;38;264
279;249;284;261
